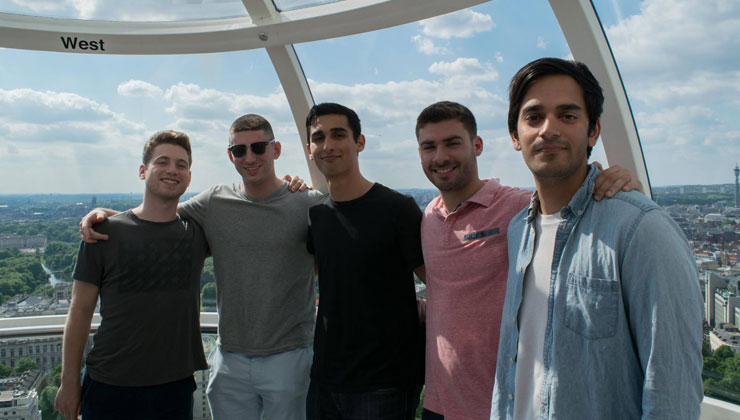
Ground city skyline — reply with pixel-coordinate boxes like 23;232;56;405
0;0;738;193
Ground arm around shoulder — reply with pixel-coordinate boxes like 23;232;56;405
80;208;119;243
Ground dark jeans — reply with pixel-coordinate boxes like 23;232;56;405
80;373;196;420
316;385;422;420
421;409;444;420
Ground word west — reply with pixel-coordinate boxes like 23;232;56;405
60;37;105;51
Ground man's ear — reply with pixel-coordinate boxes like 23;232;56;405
511;131;522;151
474;136;483;157
588;119;601;149
227;148;235;163
273;141;282;159
356;134;366;153
306;141;314;160
139;164;146;180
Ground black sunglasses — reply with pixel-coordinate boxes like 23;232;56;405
228;139;276;157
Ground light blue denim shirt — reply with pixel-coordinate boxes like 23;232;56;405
490;166;704;420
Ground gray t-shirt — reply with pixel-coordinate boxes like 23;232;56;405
179;181;322;355
73;211;210;386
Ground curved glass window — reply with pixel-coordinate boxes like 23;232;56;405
273;0;344;12
0;48;289;193
0;1;248;22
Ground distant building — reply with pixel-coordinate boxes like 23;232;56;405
705;271;727;326
0;335;92;373
0;235;46;251
0;370;43;420
734;164;739;207
705;213;724;223
714;290;740;326
710;326;740;354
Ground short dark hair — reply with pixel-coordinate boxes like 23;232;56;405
142;130;192;167
508;58;603;157
305;103;361;143
229;114;275;144
415;101;477;140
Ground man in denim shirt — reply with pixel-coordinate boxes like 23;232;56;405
490;58;703;420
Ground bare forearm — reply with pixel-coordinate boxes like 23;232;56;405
60;304;94;385
95;208;119;217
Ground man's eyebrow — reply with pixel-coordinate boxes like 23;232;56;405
520;103;583;114
419;135;463;147
521;104;543;114
557;103;582;112
329;127;348;134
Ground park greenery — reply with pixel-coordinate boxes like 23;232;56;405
704;344;740;404
1;219;217;306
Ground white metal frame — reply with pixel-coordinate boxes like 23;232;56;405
548;0;651;197
0;0;651;194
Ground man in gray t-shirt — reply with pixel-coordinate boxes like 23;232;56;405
82;115;319;420
185;114;320;420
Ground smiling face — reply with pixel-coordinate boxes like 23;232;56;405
139;143;191;200
512;74;600;184
307;114;364;179
417;118;482;194
228;129;280;187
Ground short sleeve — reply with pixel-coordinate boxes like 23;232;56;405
72;240;104;287
393;195;424;272
178;188;212;225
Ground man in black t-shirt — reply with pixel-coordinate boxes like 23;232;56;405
305;103;426;419
55;131;209;420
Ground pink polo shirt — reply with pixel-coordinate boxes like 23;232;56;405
421;179;530;420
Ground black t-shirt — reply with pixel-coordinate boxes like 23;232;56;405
307;183;424;391
73;211;210;386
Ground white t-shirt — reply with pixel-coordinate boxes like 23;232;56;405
514;211;563;419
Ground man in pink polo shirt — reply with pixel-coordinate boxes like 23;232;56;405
414;101;641;420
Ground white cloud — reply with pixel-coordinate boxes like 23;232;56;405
629;70;740;106
536;36;549;49
428;58;498;83
591;0;740;185
607;0;740;74
0;88;120;124
9;0;64;13
609;0;624;22
494;52;504;63
411;35;451;55
419;9;494;39
117;80;163;98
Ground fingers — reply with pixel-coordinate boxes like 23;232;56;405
79;224;108;243
287;175;312;192
54;397;79;420
416;299;427;323
79;211;109;243
592;164;631;201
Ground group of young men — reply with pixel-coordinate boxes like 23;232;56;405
55;57;703;420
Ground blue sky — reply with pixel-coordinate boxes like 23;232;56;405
0;0;738;193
